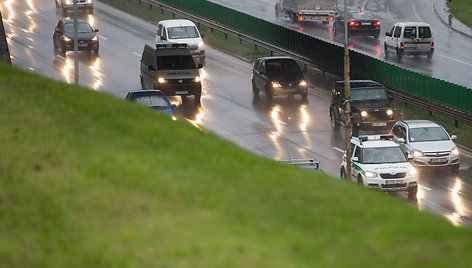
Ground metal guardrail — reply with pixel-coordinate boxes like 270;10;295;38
140;0;472;126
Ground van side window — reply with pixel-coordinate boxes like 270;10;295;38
403;27;417;38
157;25;162;37
254;60;262;72
260;61;266;74
388;26;395;36
354;146;361;161
393;26;402;38
162;28;168;40
418;26;431;38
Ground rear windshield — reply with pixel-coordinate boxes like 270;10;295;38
348;11;375;20
266;59;301;74
156;55;196;70
403;27;417;38
351;88;388;102
64;22;92;34
168;26;199;39
418;26;432;38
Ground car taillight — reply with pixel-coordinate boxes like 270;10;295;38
400;42;404;49
431;42;435;49
375;21;380;26
298;16;305;21
349;21;358;26
328;17;334;21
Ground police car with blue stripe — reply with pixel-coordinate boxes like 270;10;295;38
341;134;418;199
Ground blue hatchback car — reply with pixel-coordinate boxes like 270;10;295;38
125;90;176;118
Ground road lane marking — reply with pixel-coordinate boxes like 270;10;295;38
132;52;141;57
436;53;472;67
97;34;107;40
39;7;46;11
332;147;344;153
420;185;432;191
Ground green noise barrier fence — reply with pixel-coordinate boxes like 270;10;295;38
157;0;472;115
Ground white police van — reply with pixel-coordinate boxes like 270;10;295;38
140;42;202;102
340;134;418;199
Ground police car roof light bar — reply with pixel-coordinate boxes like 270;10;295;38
156;43;188;49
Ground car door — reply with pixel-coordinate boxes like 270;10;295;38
141;49;156;90
54;21;62;47
403;26;418;51
252;59;262;90
417;26;433;51
385;26;395;51
351;144;361;181
257;60;268;92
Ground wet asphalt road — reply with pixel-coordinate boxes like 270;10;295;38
1;0;472;226
209;0;472;89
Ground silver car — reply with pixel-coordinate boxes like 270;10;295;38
390;120;460;171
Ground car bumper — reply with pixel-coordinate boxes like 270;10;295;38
348;27;380;36
272;86;307;96
64;41;98;51
63;3;93;11
354;119;396;130
411;155;460;167
154;83;202;96
190;50;205;65
400;48;434;56
365;176;418;192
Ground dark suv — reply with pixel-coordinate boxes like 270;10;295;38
53;19;99;55
329;80;401;136
251;56;308;101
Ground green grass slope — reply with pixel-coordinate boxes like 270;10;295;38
449;0;472;28
1;61;472;267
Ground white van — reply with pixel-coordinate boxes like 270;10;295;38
156;19;205;66
384;22;434;60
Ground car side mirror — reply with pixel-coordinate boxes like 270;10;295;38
94;29;99;33
352;157;359;162
385;32;390;37
171;104;177;108
197;63;203;69
451;135;457;140
407;153;413;160
396;138;405;143
200;33;204;38
55;28;60;33
148;65;155;71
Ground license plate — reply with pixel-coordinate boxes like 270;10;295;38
79;44;88;47
430;158;446;163
175;91;188;94
386;179;402;185
372;122;387;127
361;22;371;25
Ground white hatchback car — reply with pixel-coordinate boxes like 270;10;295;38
156;19;205;66
384;22;434;60
341;135;418;199
390;120;460;172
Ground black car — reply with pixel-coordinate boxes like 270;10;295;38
55;0;93;16
251;56;308;102
329;80;402;136
333;11;381;39
53;19;99;55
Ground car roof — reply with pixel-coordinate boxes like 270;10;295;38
402;120;439;129
158;19;196;27
394;22;431;27
258;56;295;61
128;90;167;96
353;139;400;148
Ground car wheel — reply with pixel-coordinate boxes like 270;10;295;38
194;90;201;102
408;186;418;200
357;175;363;185
451;163;460;174
252;80;259;97
373;33;379;39
333;25;337;36
60;42;66;56
396;48;403;60
330;110;339;130
265;85;273;102
384;43;389;57
301;91;308;102
94;48;99;55
340;167;347;180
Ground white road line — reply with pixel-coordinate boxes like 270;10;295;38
57;55;65;61
39;7;46;11
436;53;472;67
332;147;344;153
420;185;432;191
97;34;108;40
132;52;141;57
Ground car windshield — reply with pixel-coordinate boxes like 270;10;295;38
64;23;93;34
418;26;432;38
362;147;406;164
156;55;196;70
351;88;388;101
266;59;301;74
348;11;375;20
409;127;450;142
403;26;417;38
168;26;199;39
133;95;170;108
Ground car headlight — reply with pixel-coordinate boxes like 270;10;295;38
194;76;201;83
65;0;72;4
412;150;424;158
299;80;307;87
198;40;204;48
63;36;71;41
272;82;281;88
451;147;459;156
361;111;368;117
92;36;98;41
386;109;393;116
171;116;177;121
158;77;166;83
364;171;377;178
87;0;92;3
408;168;417;176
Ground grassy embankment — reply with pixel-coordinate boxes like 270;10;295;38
99;0;472;149
448;0;472;28
2;59;472;266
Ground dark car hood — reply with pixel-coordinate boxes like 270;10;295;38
65;32;95;41
268;72;303;83
351;99;390;110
